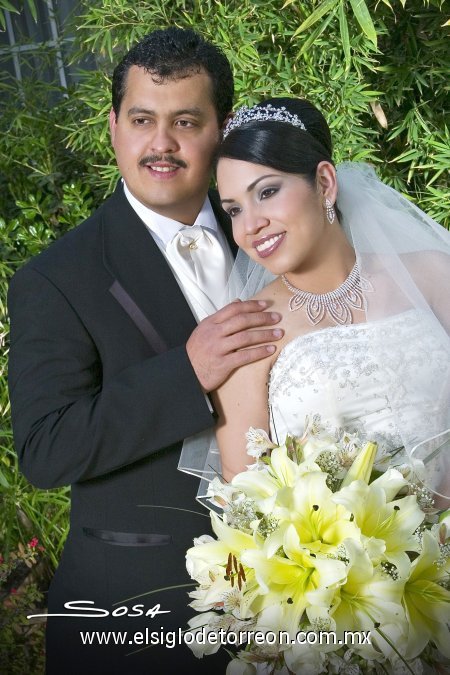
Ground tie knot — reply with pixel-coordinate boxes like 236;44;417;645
177;225;205;251
164;223;231;317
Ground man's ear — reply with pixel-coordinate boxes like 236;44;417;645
109;108;117;144
316;161;338;204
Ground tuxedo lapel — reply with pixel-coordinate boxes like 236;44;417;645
108;280;169;354
101;185;198;351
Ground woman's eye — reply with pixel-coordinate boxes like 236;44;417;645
227;206;241;218
261;187;277;199
260;187;278;200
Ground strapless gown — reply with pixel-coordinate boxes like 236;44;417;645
268;310;447;456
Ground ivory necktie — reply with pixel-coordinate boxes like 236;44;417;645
165;225;230;320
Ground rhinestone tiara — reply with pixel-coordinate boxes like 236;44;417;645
223;103;307;139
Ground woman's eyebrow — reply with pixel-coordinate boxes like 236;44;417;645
221;174;279;204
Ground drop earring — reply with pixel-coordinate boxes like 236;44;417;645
325;197;335;224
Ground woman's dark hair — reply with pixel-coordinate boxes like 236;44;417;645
112;27;234;125
218;97;333;185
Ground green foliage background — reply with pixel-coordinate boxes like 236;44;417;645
0;0;448;668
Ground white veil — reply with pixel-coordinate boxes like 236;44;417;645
179;162;450;502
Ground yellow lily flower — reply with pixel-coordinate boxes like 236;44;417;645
231;446;320;510
271;472;360;555
333;474;424;571
242;524;346;634
341;441;378;487
402;531;450;659
330;539;406;660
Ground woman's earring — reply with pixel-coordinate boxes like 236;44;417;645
325;198;335;224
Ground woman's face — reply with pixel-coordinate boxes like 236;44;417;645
217;158;328;277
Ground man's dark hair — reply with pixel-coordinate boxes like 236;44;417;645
112;27;234;124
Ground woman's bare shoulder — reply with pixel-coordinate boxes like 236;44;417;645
250;277;284;307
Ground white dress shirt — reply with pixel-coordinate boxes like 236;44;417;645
123;182;233;321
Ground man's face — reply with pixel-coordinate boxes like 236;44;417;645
110;66;222;224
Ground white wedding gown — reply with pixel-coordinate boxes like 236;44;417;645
268;310;447;456
184;309;448;502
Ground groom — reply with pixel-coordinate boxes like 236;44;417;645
7;28;282;674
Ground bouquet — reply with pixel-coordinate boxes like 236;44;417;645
185;416;450;674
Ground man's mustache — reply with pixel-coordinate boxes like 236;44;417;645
139;155;187;169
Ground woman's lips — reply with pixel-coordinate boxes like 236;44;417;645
252;232;285;258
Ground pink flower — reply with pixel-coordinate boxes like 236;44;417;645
28;537;39;549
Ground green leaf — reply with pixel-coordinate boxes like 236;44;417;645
348;0;377;47
0;0;20;13
26;0;37;22
292;0;340;37
0;468;10;488
338;0;351;70
297;11;335;56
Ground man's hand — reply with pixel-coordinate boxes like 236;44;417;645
186;300;283;392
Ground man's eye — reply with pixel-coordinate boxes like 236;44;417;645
260;187;278;200
176;120;195;127
133;118;148;125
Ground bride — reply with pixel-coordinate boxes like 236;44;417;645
211;97;450;501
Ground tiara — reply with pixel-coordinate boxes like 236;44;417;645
223;103;307;139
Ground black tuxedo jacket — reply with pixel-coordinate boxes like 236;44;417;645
8;183;235;673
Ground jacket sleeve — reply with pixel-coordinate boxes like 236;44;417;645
7;266;214;489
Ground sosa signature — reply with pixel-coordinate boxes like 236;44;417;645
27;599;170;620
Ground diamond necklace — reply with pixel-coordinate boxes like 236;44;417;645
281;262;373;326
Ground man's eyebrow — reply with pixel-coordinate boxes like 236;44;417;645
221;174;279;204
127;106;204;117
175;107;204;117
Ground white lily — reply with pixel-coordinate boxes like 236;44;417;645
187;513;257;575
207;477;244;510
186;512;260;618
188;573;234;612
226;659;256;675
437;509;450;543
251;604;328;675
284;642;328;675
185;611;223;658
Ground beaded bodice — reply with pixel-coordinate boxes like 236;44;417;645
268;311;445;451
